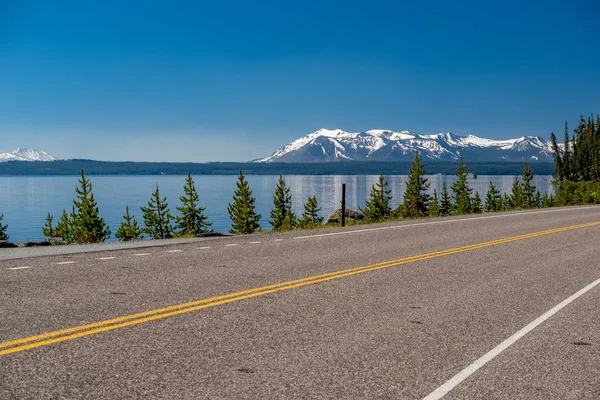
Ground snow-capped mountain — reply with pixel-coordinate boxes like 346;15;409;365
257;129;555;163
0;148;56;162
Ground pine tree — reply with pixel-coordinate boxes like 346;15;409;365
42;213;54;239
440;183;452;216
362;174;392;222
176;172;212;236
400;151;430;218
299;196;324;228
562;122;573;181
270;175;296;231
502;193;511;211
141;185;174;239
54;208;74;243
0;209;8;241
451;156;473;215
227;170;261;234
541;193;555;208
521;163;536;209
509;177;524;209
115;204;144;241
484;181;502;212
534;190;542;209
472;192;483;213
550;132;563;181
71;170;111;243
429;189;440;217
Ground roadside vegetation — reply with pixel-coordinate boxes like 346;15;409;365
0;112;587;245
0;208;8;241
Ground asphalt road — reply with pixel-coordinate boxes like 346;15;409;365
1;206;599;399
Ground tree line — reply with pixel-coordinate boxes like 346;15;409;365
35;154;555;245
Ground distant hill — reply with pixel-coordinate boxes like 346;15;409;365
0;148;55;162
0;159;556;176
257;129;555;163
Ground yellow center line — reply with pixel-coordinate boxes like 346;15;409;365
1;221;598;357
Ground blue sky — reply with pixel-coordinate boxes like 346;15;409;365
1;0;599;161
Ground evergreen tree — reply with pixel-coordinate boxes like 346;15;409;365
534;190;542;209
141;185;175;239
541;193;555;208
440;183;452;216
502;193;512;211
562;122;573;181
509;177;524;209
270;175;296;230
429;189;440;217
115;204;144;241
484;181;502;212
227;170;261;234
400;151;430;218
54;208;74;243
362;174;392;222
176;172;212;236
0;209;7;241
42;213;54;239
472;191;483;213
451;156;473;215
299;196;324;228
550;132;563;181
521;163;536;209
71;170;111;243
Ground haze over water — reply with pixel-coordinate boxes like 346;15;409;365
0;175;556;243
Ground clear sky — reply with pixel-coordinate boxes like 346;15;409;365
1;0;599;161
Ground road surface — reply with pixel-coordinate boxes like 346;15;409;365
1;206;599;399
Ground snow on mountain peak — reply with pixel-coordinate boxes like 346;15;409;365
0;148;56;162
257;129;555;163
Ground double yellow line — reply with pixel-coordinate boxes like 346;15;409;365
1;221;599;357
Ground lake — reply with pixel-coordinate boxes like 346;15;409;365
0;174;556;243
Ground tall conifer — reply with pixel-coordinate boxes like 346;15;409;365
71;170;110;243
400;151;430;218
176;172;212;236
141;185;174;239
509;177;524;209
440;183;452;216
472;192;483;213
270;175;296;231
484;181;502;212
228;170;261;234
521;163;536;208
362;174;392;222
451;156;472;215
429;190;440;217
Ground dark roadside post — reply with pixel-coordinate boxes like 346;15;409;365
341;183;346;227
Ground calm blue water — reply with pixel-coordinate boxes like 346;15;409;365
0;175;556;243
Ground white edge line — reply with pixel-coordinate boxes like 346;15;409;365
9;266;30;270
293;208;591;240
422;277;600;400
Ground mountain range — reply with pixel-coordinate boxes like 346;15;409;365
0;148;56;162
256;129;555;163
